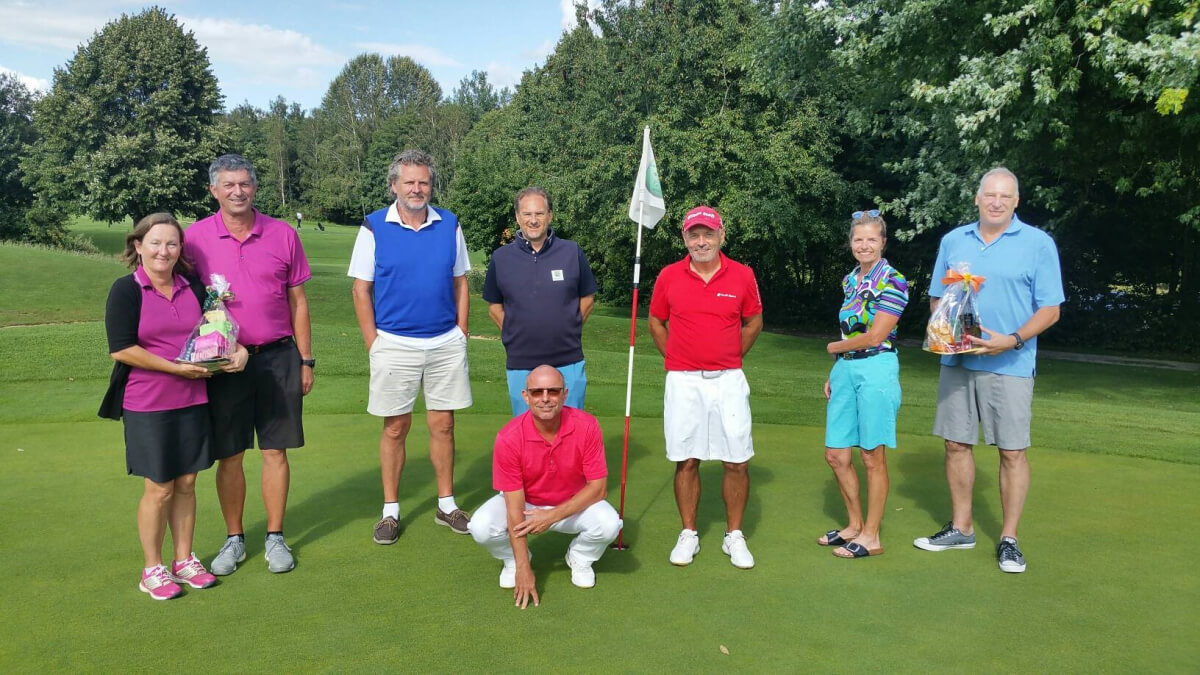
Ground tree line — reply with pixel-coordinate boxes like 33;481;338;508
1;2;1196;353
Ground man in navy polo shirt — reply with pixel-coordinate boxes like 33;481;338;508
648;205;764;570
348;149;474;545
483;187;597;416
913;167;1063;574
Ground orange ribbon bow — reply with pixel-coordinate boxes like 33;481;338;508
942;270;985;293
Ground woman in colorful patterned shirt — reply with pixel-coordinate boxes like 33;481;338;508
101;213;246;599
817;210;908;559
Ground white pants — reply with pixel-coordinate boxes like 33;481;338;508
467;493;622;563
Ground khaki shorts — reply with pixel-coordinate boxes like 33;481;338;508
663;369;754;463
933;365;1033;450
368;332;472;416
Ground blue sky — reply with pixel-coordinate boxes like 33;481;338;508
0;0;598;111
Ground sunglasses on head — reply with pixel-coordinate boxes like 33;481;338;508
526;387;564;397
852;209;881;220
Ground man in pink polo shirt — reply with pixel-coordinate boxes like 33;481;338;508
648;205;764;570
467;365;622;608
186;154;314;576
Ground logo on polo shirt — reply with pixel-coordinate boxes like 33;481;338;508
551;269;564;281
716;292;737;299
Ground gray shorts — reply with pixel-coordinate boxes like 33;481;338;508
932;365;1034;450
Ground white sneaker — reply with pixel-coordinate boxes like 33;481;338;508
722;530;755;569
498;552;531;589
669;529;700;566
499;560;516;589
565;552;595;589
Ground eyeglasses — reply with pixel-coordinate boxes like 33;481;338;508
526;387;564;398
852;209;881;220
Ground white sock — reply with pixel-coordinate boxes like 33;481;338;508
382;502;400;520
144;565;162;575
438;495;459;513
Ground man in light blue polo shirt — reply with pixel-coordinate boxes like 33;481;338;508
913;167;1064;574
349;149;474;545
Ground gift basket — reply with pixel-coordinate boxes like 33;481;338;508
177;274;239;370
923;263;984;355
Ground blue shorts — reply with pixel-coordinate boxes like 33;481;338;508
824;351;901;450
505;360;587;416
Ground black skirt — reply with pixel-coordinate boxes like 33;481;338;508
122;404;214;483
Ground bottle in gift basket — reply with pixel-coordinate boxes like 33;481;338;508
924;263;986;355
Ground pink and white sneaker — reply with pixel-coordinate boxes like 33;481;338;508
140;565;184;600
171;554;218;589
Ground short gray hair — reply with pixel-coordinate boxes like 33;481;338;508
514;186;553;213
387;149;436;186
978;167;1019;198
209;154;258;186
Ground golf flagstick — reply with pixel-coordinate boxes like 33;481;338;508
615;126;666;550
614;199;645;550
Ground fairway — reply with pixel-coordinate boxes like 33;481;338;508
1;222;1197;673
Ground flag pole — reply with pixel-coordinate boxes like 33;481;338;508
614;197;644;551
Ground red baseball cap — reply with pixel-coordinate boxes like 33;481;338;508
682;205;723;231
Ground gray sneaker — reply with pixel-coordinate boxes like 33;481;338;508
997;537;1027;573
264;534;295;573
913;522;977;551
211;537;246;576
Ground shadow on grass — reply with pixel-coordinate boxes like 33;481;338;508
893;444;1002;539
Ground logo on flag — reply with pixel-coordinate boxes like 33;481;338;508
629;126;666;229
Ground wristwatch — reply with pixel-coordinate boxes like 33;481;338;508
300;358;316;369
1009;333;1025;351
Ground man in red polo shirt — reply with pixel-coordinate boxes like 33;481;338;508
648;205;763;570
467;365;622;608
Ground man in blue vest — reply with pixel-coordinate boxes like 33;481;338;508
348;149;473;545
483;187;597;416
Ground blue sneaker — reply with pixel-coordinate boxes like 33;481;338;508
997;537;1026;573
914;522;976;551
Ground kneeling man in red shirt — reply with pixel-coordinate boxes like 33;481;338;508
468;365;622;608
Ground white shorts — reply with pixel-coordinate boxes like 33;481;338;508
663;369;754;463
367;331;472;416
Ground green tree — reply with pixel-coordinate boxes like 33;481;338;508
23;6;224;225
0;73;37;240
451;70;510;123
303;53;444;222
759;0;1200;348
449;0;847;313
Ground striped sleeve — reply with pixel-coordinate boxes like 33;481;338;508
875;269;909;317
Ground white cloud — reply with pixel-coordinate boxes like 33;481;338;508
559;0;602;31
0;65;48;91
353;42;461;68
522;39;556;62
484;62;525;90
0;3;110;51
178;16;345;92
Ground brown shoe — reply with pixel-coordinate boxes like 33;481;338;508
373;516;400;544
435;508;471;534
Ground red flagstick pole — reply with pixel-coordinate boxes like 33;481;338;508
614;201;646;550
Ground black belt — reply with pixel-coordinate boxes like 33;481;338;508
838;345;896;361
244;336;293;355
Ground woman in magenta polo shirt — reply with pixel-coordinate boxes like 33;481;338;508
101;213;246;600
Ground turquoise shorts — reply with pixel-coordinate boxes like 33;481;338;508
824;351;901;450
506;360;587;416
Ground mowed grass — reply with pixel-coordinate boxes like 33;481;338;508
0;218;1197;673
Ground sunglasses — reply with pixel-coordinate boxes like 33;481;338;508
526;387;564;397
852;209;881;220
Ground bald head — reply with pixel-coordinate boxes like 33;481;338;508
523;365;568;421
